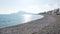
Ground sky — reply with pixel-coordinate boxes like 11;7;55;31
0;0;60;14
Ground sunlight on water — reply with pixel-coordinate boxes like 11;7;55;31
0;14;44;28
23;14;32;22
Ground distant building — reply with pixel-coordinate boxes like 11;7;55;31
46;8;60;15
39;8;60;15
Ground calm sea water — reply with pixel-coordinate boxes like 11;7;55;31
0;14;44;28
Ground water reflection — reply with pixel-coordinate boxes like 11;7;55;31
23;14;32;22
23;14;44;23
0;14;44;28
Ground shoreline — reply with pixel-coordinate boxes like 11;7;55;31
0;15;44;29
0;15;60;34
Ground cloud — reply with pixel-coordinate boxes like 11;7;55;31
20;0;60;13
38;3;60;12
0;0;60;14
0;10;16;14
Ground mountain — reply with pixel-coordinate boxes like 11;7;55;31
18;11;28;14
16;11;33;15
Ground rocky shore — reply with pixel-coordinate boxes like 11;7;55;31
0;8;60;34
0;14;60;34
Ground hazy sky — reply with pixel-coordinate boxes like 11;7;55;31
0;0;60;14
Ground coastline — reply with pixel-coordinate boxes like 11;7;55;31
0;15;44;29
0;14;60;34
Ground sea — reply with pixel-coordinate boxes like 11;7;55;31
0;13;44;28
